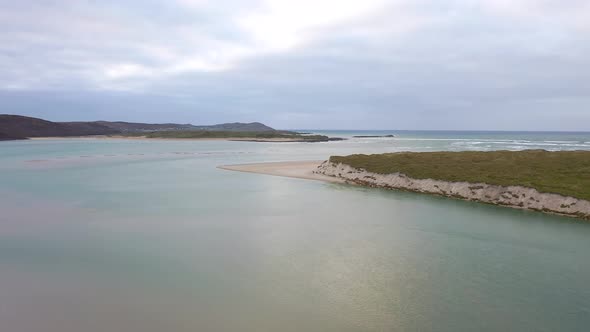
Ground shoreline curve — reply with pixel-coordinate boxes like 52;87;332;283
219;160;590;220
218;161;346;183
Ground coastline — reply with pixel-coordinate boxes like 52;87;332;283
220;160;590;220
28;136;317;142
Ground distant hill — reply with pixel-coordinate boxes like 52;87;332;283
96;120;275;132
192;122;275;132
0;114;277;140
0;115;119;138
94;121;197;132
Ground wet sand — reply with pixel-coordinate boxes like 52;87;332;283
218;161;346;183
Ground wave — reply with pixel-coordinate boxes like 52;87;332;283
544;140;581;144
391;138;504;142
452;140;530;145
451;140;590;147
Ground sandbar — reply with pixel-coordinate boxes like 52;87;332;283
218;161;346;183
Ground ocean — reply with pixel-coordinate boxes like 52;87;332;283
1;131;590;331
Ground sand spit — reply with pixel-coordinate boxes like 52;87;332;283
218;161;346;183
315;161;590;220
221;160;590;220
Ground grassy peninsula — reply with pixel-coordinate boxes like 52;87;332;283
123;130;341;142
330;150;590;200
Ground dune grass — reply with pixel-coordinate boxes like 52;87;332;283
330;150;590;200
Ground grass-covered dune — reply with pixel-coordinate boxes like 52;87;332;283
123;130;339;142
330;150;590;201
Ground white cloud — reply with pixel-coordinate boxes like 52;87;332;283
104;63;152;79
237;0;391;51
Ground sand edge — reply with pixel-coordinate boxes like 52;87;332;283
218;161;346;183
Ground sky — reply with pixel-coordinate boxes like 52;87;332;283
1;0;589;130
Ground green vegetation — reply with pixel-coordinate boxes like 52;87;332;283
122;130;334;142
330;150;590;200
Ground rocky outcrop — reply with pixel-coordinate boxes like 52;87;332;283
314;161;590;220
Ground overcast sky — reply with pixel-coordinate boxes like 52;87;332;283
1;0;589;130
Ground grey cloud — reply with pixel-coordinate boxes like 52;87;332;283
0;0;589;130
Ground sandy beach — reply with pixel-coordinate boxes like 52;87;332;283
218;160;346;183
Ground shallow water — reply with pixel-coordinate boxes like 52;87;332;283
1;132;590;331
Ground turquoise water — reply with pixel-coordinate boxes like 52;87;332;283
1;132;590;331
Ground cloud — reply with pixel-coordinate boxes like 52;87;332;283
0;0;588;130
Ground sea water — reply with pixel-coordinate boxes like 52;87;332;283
1;131;590;331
